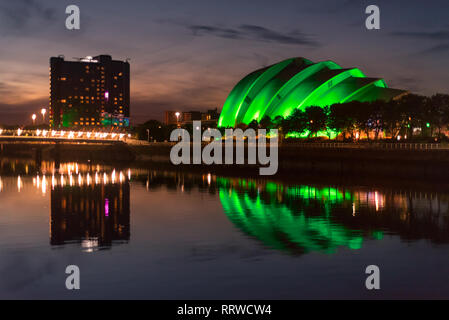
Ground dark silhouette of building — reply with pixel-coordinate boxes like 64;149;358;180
49;55;130;129
164;109;219;126
182;111;202;122
201;108;219;122
164;111;181;126
50;182;130;250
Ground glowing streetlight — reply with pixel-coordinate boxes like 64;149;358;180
31;114;37;125
41;108;47;122
175;111;180;122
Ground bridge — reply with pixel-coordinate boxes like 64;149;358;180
0;129;132;145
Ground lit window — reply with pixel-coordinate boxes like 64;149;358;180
60;99;66;103
119;72;123;76
60;77;67;81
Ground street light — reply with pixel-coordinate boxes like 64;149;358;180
41;108;47;123
32;114;36;125
175;112;180;127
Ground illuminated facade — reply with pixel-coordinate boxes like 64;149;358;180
49;55;130;129
218;57;407;127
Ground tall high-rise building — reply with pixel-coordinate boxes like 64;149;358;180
49;55;130;129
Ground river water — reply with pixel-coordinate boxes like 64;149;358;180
0;158;448;299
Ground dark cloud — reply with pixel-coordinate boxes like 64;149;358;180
390;28;449;56
188;24;320;47
0;0;55;33
421;43;449;55
390;30;449;41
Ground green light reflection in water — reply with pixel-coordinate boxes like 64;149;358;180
217;177;382;255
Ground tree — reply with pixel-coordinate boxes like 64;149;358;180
329;103;357;139
304;106;327;138
259;115;274;129
283;108;308;137
136;120;166;141
247;120;259;130
429;93;449;137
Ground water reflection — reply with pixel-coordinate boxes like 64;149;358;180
215;178;449;254
0;159;131;252
2;159;449;256
50;182;130;251
134;172;449;255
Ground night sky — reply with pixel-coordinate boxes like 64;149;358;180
0;0;448;125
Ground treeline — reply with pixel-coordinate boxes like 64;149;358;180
246;93;449;141
134;93;449;142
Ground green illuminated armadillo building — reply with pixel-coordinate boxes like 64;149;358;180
218;57;407;127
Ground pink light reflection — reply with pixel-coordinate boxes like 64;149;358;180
105;198;109;217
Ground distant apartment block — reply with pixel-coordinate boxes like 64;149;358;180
49;55;130;129
164;108;219;126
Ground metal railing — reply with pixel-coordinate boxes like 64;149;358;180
286;142;445;150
